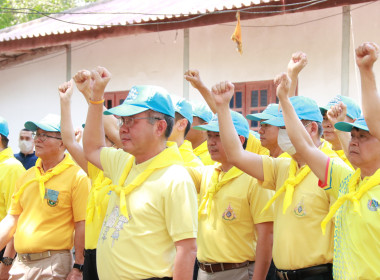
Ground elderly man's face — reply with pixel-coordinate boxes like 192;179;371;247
34;129;63;159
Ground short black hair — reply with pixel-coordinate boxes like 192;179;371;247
242;137;248;150
175;112;191;138
0;134;9;148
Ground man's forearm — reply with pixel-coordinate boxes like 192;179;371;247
0;215;18;251
173;239;197;280
73;221;85;264
252;224;273;280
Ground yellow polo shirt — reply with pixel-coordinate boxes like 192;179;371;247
9;154;90;253
321;158;380;279
85;163;112;250
179;140;204;167
187;164;274;263
261;154;337;270
246;131;269;156
97;146;198;280
0;148;25;221
193;141;214;166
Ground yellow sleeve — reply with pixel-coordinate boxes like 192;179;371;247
72;170;91;222
100;148;131;183
5;163;25;213
260;155;278;191
246;134;269;156
249;179;274;224
185;166;203;193
163;167;198;242
319;157;353;200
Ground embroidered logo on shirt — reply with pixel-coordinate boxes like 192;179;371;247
222;204;236;221
294;198;306;217
367;199;379;211
44;189;59;207
101;206;131;247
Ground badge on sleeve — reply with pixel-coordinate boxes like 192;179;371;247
44;189;59;207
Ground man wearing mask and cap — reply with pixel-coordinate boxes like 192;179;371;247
168;96;203;167
200;77;345;279
0;114;90;280
83;67;198;280
319;95;361;168
14;128;38;169
0;117;25;278
186;110;274;280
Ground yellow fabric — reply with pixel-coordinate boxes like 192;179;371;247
107;142;183;219
198;166;243;217
246;132;269;155
262;140;337;214
321;159;380;279
321;168;380;234
0;148;25;221
187;164;274;263
260;146;340;270
97;144;198;279
179;140;204;167
193;141;215;165
9;154;90;253
85;162;112;249
335;149;354;170
231;11;243;54
12;157;72;204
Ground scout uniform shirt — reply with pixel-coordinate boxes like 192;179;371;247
0;147;25;221
97;144;198;280
320;158;380;279
9;154;90;253
187;164;274;263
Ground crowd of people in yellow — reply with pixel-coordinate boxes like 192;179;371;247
0;41;379;280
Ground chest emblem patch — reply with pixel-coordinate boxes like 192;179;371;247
367;199;379;211
294;198;306;217
222;203;236;221
44;189;59;207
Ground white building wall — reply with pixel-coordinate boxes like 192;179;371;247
1;1;380;151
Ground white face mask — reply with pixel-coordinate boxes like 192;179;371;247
277;128;296;155
19;140;34;154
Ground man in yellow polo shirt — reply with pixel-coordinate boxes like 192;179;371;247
169;96;203;167
0;116;25;278
0;114;90;280
83;67;198;280
202;80;341;279
278;42;380;279
187;111;274;280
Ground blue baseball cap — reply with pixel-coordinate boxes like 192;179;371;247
25;114;61;132
193;110;249;139
171;95;193;125
0;116;9;137
191;101;213;123
263;96;323;127
246;103;280;121
335;115;368;132
104;85;175;118
320;95;362;120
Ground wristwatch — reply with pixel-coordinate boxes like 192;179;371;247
1;257;14;266
73;263;84;272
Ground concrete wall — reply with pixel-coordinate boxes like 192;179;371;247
1;1;380;151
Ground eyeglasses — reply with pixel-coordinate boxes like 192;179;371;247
33;132;62;142
118;116;162;128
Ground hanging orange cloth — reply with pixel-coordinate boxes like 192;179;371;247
231;11;243;54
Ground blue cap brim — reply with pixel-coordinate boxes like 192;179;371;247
104;104;148;116
193;123;219;133
334;122;369;132
246;113;274;122
262;116;285;127
24;121;60;132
